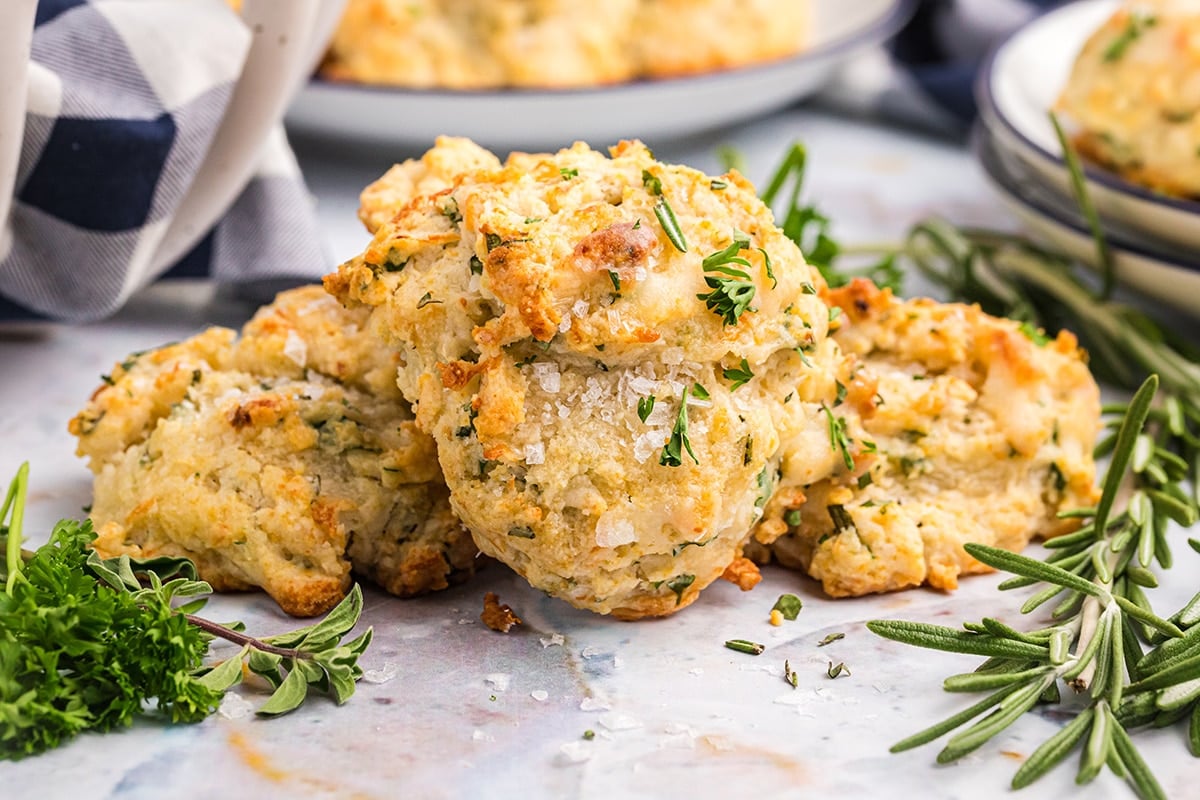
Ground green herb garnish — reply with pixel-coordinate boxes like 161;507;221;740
660;386;698;467
725;639;765;656
654;201;687;253
821;403;855;471
722;358;754;390
817;633;845;647
637;395;655;423
0;465;371;760
665;574;695;605
1104;12;1157;62
697;233;757;325
771;594;803;621
643;169;687;252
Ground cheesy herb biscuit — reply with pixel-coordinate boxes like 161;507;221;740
70;286;477;617
1057;0;1200;197
319;0;809;89
749;280;1102;597
329;139;842;618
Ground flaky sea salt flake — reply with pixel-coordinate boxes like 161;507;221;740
363;662;399;684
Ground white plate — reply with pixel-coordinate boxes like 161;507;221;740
977;0;1200;253
285;0;913;152
976;125;1200;315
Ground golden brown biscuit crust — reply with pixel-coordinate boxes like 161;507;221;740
749;279;1101;597
330;139;840;618
71;287;476;616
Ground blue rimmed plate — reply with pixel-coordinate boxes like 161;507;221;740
977;0;1200;254
976;124;1200;316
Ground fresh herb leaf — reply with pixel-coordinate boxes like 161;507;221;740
660;386;699;467
725;639;765;656
637;395;655;423
0;465;373;760
722;358;754;390
821;403;855;471
665;574;695;605
654;200;688;253
771;594;803;621
1104;12;1157;62
697;234;757;325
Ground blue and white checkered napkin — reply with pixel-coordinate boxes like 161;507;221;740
0;0;326;322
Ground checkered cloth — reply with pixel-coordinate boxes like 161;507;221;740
820;0;1062;135
0;0;325;322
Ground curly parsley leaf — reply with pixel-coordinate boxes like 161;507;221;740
0;465;373;760
698;233;757;325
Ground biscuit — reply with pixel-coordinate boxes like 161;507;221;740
1056;0;1200;197
747;280;1101;596
328;139;842;618
70;286;477;616
319;0;808;89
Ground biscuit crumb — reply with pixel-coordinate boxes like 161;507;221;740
721;557;762;591
769;609;783;627
481;592;522;632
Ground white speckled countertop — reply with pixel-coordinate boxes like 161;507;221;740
3;109;1196;800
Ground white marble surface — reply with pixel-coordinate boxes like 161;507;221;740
3;109;1197;800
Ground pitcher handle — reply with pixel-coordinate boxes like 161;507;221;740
0;0;37;258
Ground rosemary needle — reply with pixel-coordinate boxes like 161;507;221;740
760;129;1200;798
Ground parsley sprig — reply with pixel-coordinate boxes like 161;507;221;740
698;232;757;325
660;386;699;467
0;464;372;760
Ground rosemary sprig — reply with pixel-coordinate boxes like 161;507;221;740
870;376;1199;799
758;127;1200;797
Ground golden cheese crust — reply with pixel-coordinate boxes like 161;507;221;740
1056;0;1200;197
748;280;1101;597
328;139;840;618
70;286;477;617
359;136;502;234
319;0;809;89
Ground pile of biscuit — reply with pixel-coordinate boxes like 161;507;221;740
71;138;1102;618
321;0;810;89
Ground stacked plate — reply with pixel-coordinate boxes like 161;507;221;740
974;0;1200;314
